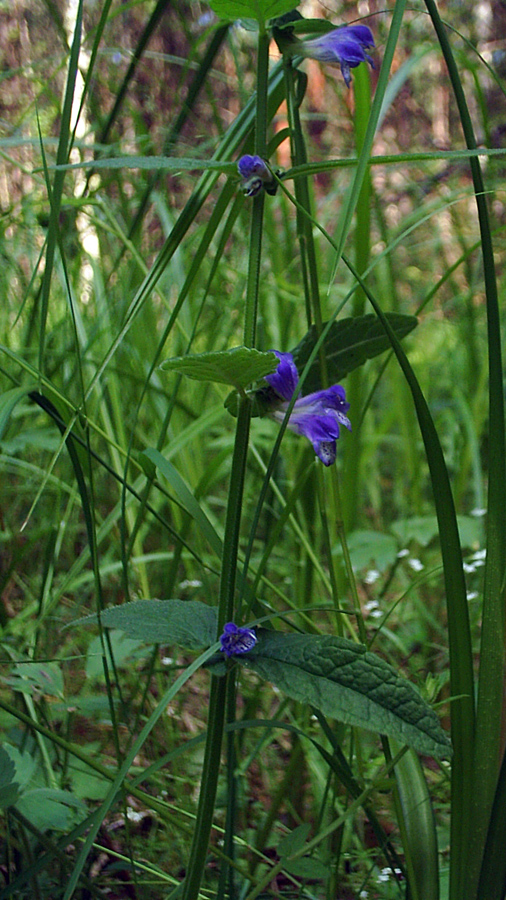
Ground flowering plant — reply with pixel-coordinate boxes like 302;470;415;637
219;622;257;657
265;351;351;466
298;24;375;87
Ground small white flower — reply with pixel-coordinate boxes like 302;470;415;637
364;569;380;585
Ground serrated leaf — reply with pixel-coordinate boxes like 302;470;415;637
209;0;297;25
291;314;418;393
76;599;219;650
16;788;86;832
240;631;451;758
160;347;278;390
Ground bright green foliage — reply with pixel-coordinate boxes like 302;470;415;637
160;346;278;389
209;0;298;26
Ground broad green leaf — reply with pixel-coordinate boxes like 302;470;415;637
209;0;297;25
291;313;418;393
2;745;37;790
77;599;219;650
240;631;451;758
160;347;278;390
69;753;112;801
0;747;19;808
15;788;86;832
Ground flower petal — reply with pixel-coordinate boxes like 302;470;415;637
265;352;351;466
237;155;270;180
300;24;375;86
265;351;299;401
220;622;257;657
316;440;337;467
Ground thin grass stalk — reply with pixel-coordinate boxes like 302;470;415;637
423;4;506;898
342;62;371;532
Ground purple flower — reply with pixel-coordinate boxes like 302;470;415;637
300;24;375;87
220;622;257;657
265;351;351;466
237;155;278;197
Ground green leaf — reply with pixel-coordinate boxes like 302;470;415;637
283;857;330;879
0;747;20;808
15;788;86;832
209;0;297;26
340;530;399;574
291;313;418;393
76;599;219;650
160;347;278;390
278;823;311;858
0;385;38;441
391;514;481;549
241;631;452;758
3;662;64;700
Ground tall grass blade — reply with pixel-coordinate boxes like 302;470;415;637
423;3;506;897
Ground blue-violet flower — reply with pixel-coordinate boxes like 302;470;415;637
220;622;257;657
299;24;375;87
265;351;351;466
237;155;278;197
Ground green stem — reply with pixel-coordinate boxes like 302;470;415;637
181;29;270;898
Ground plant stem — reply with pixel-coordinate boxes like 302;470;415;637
181;27;270;898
